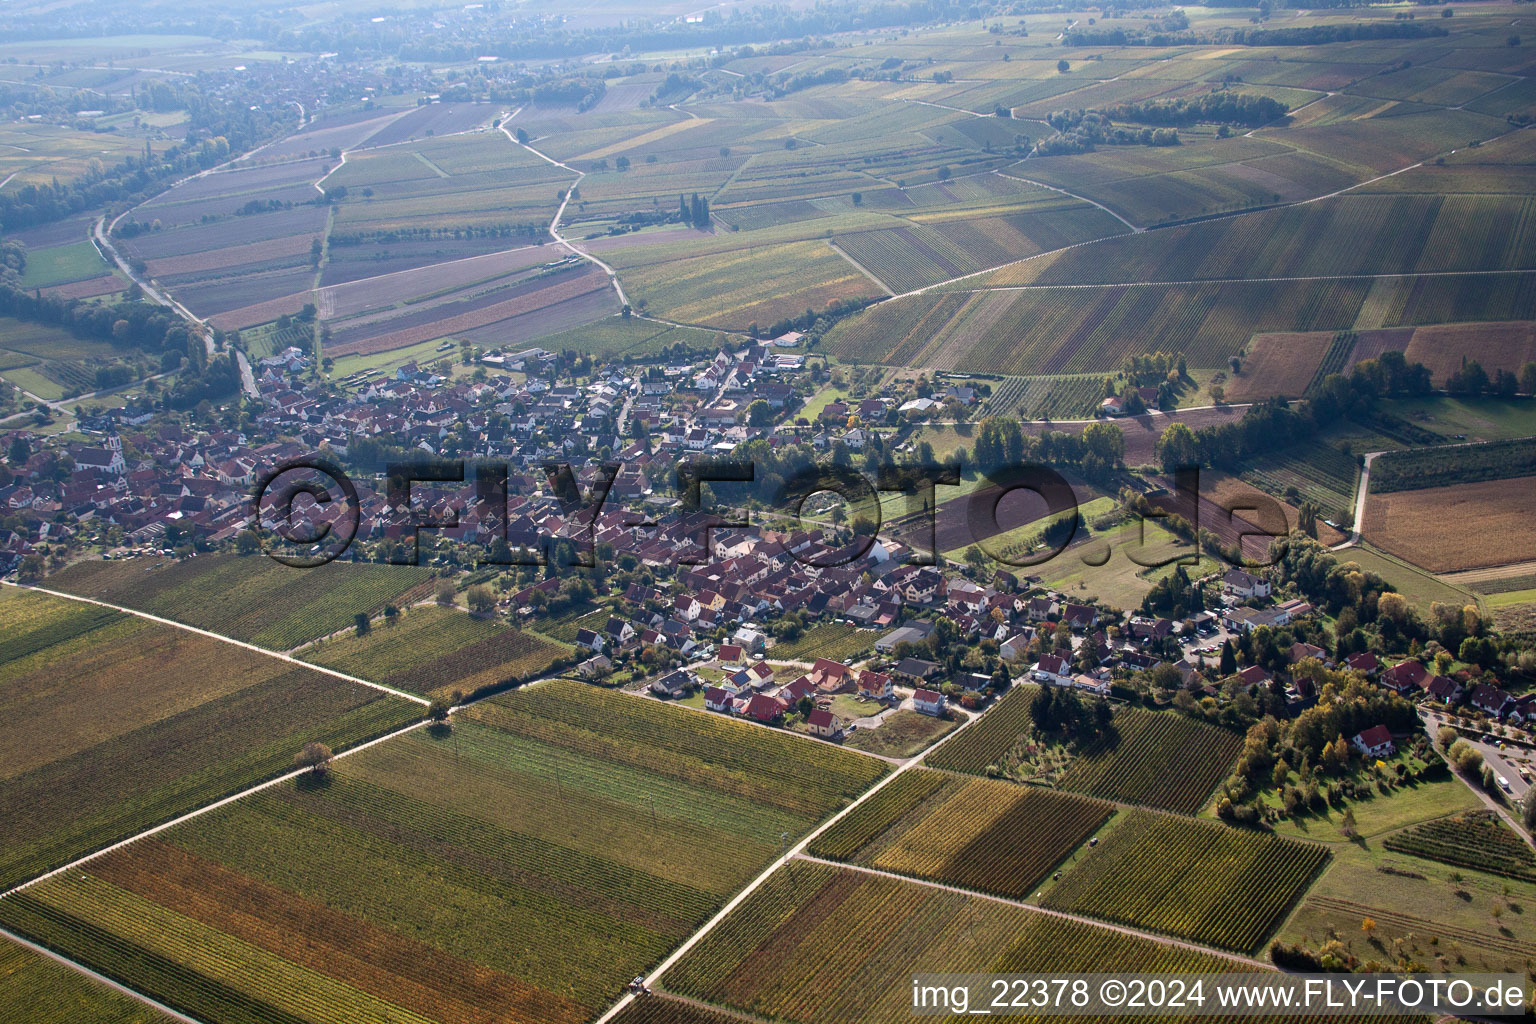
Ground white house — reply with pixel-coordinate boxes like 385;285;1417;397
1223;569;1272;600
1351;724;1395;759
913;687;947;717
1031;654;1074;686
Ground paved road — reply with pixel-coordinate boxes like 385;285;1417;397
1333;451;1384;551
1421;708;1535;847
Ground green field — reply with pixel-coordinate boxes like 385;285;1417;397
843;710;956;759
811;769;1113;899
0;935;174;1024
0;587;420;891
667;861;1240;1024
1334;545;1482;616
1281;822;1536;975
47;555;433;652
0;680;886;1024
1042;808;1329;955
18;241;112;289
301;605;572;700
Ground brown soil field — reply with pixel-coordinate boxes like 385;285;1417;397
327;268;609;356
42;275;122;300
318;244;550;320
1202;470;1347;547
1149;472;1300;564
208;288;314;331
1403;321;1536;384
1363;475;1536;572
1227;332;1331;401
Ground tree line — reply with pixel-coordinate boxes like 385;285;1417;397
1103;92;1289;128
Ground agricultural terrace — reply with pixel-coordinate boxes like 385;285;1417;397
667;862;1247;1024
1042;809;1328;955
0;680;885;1024
810;769;1113;899
1363;476;1536;573
927;686;1242;815
0;935;175;1024
300;605;573;701
47;555;433;651
0;587;420;891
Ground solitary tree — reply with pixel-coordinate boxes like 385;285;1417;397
436;580;456;606
428;699;451;724
295;742;333;776
353;612;370;636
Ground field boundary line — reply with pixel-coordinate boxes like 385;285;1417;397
826;239;895;296
593;685;999;1024
0;580;431;706
499;111;628;307
0;717;427;900
0;923;210;1024
996;167;1144;234
796;855;1273;969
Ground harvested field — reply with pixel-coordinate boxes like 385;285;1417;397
1402;321;1536;385
207;289;313;331
42;275;123;300
0;934;176;1023
811;770;1113;899
359;102;498;147
301;605;573;700
122;206;328;260
321;235;542;286
1202;470;1347;547
1043;808;1328;954
176;266;318;319
47;554;433;652
1363;475;1536;572
667;862;1245;1024
1226;332;1331;401
144;233;316;279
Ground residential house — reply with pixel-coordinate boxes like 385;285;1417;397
1223;569;1272;600
1031;654;1074;686
1381;660;1428;696
806;707;839;739
893;657;938;683
912;687;947;717
1351;725;1395;758
857;671;894;701
649;669;694;698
